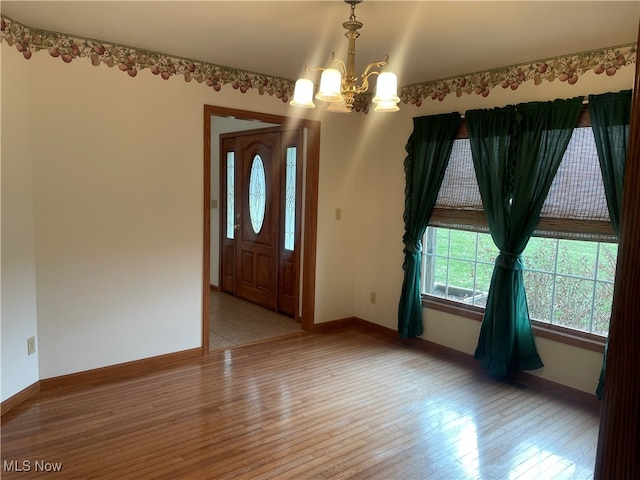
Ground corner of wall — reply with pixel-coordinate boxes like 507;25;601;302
1;42;40;402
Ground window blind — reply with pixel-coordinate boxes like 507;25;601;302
430;110;616;241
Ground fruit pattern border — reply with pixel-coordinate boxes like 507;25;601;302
1;15;636;113
401;44;637;107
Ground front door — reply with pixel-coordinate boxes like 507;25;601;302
220;127;302;318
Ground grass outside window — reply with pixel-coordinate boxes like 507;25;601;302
423;227;616;337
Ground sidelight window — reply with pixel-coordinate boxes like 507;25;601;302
226;152;235;239
284;147;297;250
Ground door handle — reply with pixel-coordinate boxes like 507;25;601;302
234;223;240;231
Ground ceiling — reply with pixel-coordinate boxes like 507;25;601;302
2;1;639;87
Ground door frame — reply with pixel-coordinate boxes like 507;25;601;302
202;105;320;354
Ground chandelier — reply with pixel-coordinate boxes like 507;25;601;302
290;0;400;113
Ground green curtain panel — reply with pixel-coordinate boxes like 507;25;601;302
589;89;632;399
467;96;584;377
398;113;461;338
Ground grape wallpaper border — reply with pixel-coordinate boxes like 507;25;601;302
1;14;636;113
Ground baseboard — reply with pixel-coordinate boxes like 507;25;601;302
1;381;40;417
515;371;600;409
40;348;202;391
347;317;600;409
10;321;598;411
210;284;220;291
311;317;358;333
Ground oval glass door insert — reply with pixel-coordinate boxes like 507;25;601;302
248;154;266;234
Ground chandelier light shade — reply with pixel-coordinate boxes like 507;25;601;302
372;71;400;104
373;100;400;113
290;0;400;113
316;68;344;102
289;78;316;108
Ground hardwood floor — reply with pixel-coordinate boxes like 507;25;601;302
209;290;301;350
1;328;599;479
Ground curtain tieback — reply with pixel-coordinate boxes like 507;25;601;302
495;251;524;271
403;234;422;254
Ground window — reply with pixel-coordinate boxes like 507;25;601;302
423;227;616;336
248;154;266;234
284;146;297;251
423;108;617;339
226;151;235;239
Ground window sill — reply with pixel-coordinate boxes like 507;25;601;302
422;295;606;354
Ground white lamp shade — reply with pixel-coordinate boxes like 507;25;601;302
374;100;400;112
315;68;343;102
372;71;400;104
290;78;316;108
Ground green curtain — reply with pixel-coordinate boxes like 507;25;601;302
398;113;461;338
589;90;632;399
467;97;584;377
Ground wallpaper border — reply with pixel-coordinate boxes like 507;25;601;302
1;15;636;113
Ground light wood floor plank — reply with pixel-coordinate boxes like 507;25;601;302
1;328;599;479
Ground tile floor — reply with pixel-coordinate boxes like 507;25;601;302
209;290;302;350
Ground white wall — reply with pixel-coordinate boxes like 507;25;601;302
0;43;359;387
28;55;203;378
312;113;362;323
1;44;40;401
352;66;636;394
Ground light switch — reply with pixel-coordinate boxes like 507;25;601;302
211;200;218;209
335;208;341;220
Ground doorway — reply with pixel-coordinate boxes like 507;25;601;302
202;106;320;353
220;126;302;317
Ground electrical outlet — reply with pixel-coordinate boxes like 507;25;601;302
335;208;342;220
27;336;36;355
370;292;376;304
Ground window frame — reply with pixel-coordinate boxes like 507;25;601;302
421;106;609;353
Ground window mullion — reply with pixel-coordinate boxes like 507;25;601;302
473;232;479;304
445;229;451;298
550;238;560;325
589;243;601;333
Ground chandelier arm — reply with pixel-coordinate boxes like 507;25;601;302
355;56;390;94
334;58;347;76
306;57;346;75
307;66;331;74
361;55;389;76
357;70;379;95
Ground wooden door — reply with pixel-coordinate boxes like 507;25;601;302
235;131;280;309
220;127;301;317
